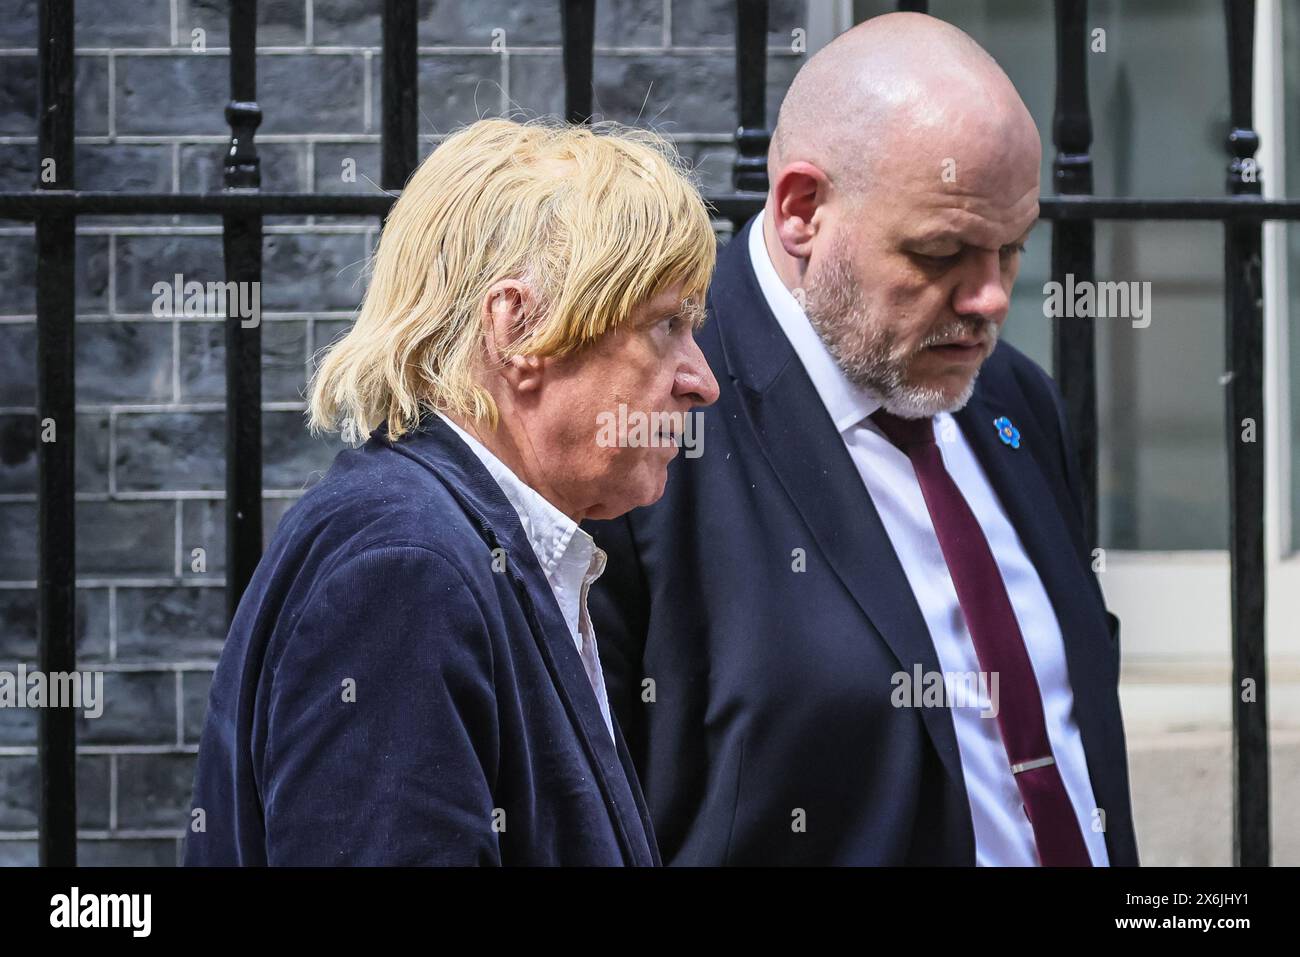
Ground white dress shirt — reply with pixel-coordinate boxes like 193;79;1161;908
748;217;1109;866
437;412;616;744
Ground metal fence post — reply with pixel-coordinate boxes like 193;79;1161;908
1223;0;1269;868
222;0;264;622
35;0;78;869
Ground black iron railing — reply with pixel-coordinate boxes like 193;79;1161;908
0;0;1273;866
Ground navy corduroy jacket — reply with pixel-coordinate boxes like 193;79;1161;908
185;413;659;866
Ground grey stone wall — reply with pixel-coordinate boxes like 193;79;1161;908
0;0;805;865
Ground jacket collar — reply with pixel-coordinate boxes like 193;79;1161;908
434;411;607;665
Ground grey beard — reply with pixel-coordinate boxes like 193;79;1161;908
802;254;994;419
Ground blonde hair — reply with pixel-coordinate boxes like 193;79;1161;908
308;116;717;442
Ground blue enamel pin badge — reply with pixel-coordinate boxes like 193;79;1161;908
993;416;1021;449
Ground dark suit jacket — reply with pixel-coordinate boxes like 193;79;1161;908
584;215;1139;866
186;413;658;866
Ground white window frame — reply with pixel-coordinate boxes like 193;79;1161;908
1105;0;1298;733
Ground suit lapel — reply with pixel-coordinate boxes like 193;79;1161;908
736;363;972;803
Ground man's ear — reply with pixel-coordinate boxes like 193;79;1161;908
481;279;544;394
771;161;829;261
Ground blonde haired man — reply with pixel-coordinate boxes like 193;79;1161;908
186;118;719;866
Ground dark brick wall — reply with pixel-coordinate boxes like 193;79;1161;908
0;0;805;865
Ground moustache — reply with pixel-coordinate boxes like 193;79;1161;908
920;319;997;349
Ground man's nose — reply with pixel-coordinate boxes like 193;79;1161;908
675;335;721;407
952;249;1011;320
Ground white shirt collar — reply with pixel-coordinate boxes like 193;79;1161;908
436;411;605;641
746;213;883;433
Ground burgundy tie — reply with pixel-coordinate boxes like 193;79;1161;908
870;408;1093;867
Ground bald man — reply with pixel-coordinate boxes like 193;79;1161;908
584;13;1139;866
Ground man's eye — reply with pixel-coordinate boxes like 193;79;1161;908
1001;242;1027;257
914;250;961;267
